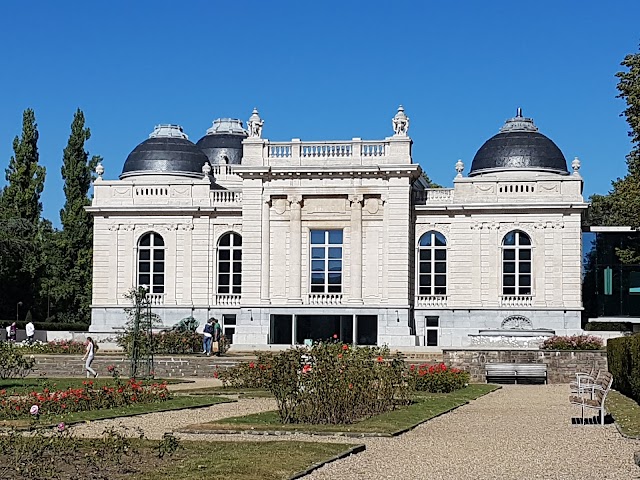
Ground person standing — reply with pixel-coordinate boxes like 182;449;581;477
212;318;222;356
25;320;35;344
82;337;98;378
9;322;17;342
202;319;213;356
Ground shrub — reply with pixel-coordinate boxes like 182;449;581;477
0;342;35;379
540;335;604;350
408;363;470;393
607;334;640;403
117;330;230;355
222;342;410;425
12;340;86;355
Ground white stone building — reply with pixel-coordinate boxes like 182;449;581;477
88;108;586;349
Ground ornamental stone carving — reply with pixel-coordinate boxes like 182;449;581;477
247;108;264;138
501;315;533;330
202;161;212;178
571;156;581;176
273;198;287;215
455;159;464;178
392;105;410;136
95;162;104;181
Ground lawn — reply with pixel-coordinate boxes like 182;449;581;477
0;437;362;480
181;384;499;436
0;377;189;394
607;390;640;438
0;395;231;429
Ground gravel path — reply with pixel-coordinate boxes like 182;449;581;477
69;384;640;479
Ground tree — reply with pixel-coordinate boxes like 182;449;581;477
589;46;640;263
421;171;442;188
52;109;100;323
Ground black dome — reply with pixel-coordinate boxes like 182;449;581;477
121;125;208;179
469;110;568;176
196;118;247;166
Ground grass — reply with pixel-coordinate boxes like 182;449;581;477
607;390;640;438
0;377;188;394
182;387;273;398
0;395;231;429
181;384;499;436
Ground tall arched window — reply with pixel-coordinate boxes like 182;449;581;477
138;232;165;293
502;230;532;295
218;232;242;294
418;231;447;295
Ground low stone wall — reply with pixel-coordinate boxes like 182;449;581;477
30;355;247;378
444;349;608;383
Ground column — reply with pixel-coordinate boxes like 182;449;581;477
288;195;303;304
349;194;363;304
261;197;271;303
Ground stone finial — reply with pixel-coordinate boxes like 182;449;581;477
95;162;104;181
149;124;188;139
202;161;212;178
392;105;410;136
571;156;581;175
499;108;538;133
455;159;464;178
247;108;264;138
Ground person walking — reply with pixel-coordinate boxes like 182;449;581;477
82;337;98;378
8;322;17;342
212;318;222;356
25;320;35;344
202;319;213;355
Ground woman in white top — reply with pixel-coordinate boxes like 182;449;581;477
82;337;98;378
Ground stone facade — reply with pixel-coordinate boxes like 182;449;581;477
88;107;587;349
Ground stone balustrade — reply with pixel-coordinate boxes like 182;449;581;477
215;294;241;307
500;295;533;307
416;295;449;307
266;140;388;163
211;190;242;204
305;293;344;305
145;293;165;305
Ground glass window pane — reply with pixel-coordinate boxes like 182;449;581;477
311;273;324;284
139;250;150;260
419;262;431;274
139;262;150;273
218;285;229;294
435;262;446;273
139;234;151;247
504;275;515;286
311;285;324;292
153;234;164;247
419;286;431;295
152;274;164;286
152;285;164;294
503;232;516;246
328;273;342;284
233;273;241;286
153;249;164;261
233;250;242;261
327;285;342;293
311;247;325;259
328;247;342;259
503;249;516;260
232;234;242;247
219;262;230;273
435;275;446;286
219;250;230;261
328;260;342;271
328;230;343;244
435;250;446;261
434;232;446;246
504;262;515;273
519;249;531;260
219;234;231;247
218;273;230;286
518;233;531;246
426;316;439;327
519;275;531;287
420;275;431;286
426;329;438;346
519;287;532;295
434;286;447;295
420;250;431;261
520;262;531;273
138;274;150;285
233;262;242;273
154;262;165;273
232;285;241;294
311;260;324;272
419;233;432;247
310;230;325;244
503;287;515;295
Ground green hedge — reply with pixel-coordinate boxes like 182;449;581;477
0;321;89;332
607;334;640;402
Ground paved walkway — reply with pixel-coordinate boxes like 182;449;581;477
69;384;640;479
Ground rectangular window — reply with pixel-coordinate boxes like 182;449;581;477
425;316;439;346
309;230;343;293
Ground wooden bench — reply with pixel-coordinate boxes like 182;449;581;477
569;371;613;425
485;363;547;384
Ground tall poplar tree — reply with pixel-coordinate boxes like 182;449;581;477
53;109;100;322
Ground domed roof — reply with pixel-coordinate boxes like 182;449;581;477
196;118;247;166
121;125;209;179
469;109;568;176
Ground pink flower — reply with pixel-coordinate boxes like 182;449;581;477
57;422;65;432
332;334;338;339
30;405;39;416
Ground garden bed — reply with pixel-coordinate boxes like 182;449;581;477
607;390;640;438
180;384;499;436
0;377;189;395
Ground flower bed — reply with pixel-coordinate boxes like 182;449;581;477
12;340;86;355
117;331;230;355
540;335;604;350
0;376;170;419
408;363;470;393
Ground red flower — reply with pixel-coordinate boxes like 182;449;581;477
348;383;353;389
377;356;384;363
302;364;312;374
410;365;415;371
332;334;338;339
338;354;343;359
213;372;219;379
342;344;348;351
249;362;256;369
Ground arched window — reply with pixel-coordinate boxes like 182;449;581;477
502;230;532;295
138;232;165;293
218;232;242;294
418;231;447;295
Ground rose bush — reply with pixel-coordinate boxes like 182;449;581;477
540;335;604;350
0;342;35;379
408;363;470;393
117;331;230;355
12;340;86;355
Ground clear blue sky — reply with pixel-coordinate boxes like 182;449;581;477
1;1;638;226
